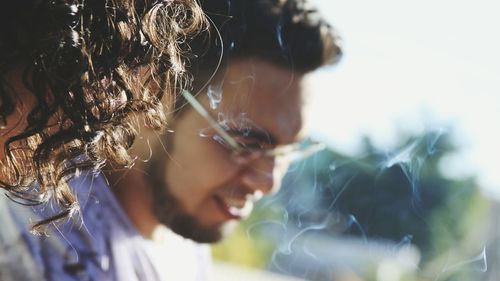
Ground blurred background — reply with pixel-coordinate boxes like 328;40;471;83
211;0;500;280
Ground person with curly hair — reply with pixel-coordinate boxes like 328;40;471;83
0;0;205;280
104;0;342;279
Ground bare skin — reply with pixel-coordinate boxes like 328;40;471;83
109;58;306;242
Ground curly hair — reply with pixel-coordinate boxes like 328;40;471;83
185;0;342;98
0;0;206;228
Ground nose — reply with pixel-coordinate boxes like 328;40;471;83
239;156;282;196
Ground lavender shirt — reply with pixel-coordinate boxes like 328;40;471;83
0;172;210;281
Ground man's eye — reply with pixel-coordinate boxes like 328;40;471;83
239;141;263;150
234;136;271;150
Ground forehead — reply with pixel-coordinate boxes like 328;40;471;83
200;58;305;144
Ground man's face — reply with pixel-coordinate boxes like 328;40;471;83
150;59;305;243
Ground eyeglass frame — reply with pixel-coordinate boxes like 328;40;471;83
181;89;326;161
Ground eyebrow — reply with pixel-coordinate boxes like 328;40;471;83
181;90;278;149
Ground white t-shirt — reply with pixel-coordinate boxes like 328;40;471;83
142;226;212;280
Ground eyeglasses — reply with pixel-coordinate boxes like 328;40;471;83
181;90;326;162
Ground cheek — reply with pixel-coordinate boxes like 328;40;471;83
165;138;239;212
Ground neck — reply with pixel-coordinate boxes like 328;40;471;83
105;164;161;240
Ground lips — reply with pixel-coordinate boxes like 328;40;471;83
213;194;253;220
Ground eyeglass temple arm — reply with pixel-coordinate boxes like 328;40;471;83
181;90;243;152
263;140;326;158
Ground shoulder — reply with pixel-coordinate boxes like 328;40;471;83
0;193;47;281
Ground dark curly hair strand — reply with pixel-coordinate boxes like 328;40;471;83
0;0;207;229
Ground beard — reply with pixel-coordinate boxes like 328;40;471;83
146;153;226;243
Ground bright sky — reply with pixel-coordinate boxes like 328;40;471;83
307;0;500;196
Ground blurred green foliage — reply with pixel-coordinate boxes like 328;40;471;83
213;131;491;281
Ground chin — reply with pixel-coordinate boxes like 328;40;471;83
166;212;235;243
176;227;223;244
149;163;239;243
176;217;240;244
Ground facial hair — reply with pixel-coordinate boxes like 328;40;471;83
146;150;225;243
